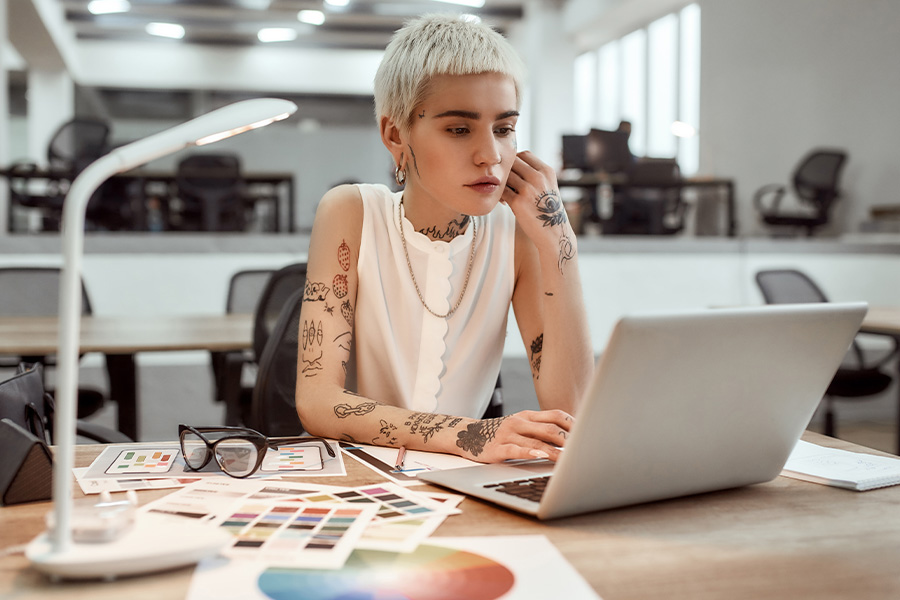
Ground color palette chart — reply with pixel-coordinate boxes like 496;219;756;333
299;483;459;523
259;544;515;600
217;502;377;569
104;448;176;474
260;446;323;472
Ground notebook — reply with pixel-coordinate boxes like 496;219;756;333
782;440;900;491
419;302;868;519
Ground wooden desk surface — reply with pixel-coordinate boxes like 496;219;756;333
860;306;900;336
0;314;253;355
2;432;900;599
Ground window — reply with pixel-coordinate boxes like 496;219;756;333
573;3;701;175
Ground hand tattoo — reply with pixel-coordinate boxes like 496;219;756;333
456;417;508;457
535;190;567;228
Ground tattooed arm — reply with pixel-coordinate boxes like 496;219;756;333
295;184;573;462
503;151;593;414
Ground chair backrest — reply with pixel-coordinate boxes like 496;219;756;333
250;288;305;436
754;269;828;305
226;269;274;314
175;153;245;231
47;118;111;176
253;262;308;360
792;150;847;209
0;267;93;317
585;128;634;174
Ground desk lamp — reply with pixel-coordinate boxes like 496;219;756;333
25;98;297;580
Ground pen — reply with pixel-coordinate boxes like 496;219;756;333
395;446;407;470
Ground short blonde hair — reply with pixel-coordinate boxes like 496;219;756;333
374;14;526;131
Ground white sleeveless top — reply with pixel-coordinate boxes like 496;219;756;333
351;183;516;418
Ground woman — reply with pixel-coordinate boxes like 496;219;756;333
295;14;592;463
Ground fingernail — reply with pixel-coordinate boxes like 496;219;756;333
529;449;549;459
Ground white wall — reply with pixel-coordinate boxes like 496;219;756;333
699;0;900;237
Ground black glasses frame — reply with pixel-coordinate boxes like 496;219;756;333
178;424;335;478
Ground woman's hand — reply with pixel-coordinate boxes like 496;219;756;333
501;151;574;259
455;409;574;463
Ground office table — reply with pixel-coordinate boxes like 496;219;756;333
859;307;900;454
1;166;296;233
558;172;736;237
0;314;253;441
1;432;899;599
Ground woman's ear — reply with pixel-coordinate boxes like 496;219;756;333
379;116;404;165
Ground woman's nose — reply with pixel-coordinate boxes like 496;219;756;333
474;134;502;166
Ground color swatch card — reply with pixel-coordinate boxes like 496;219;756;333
104;448;177;474
297;482;461;523
140;478;347;522
356;491;465;553
339;442;479;486
214;501;378;569
260;446;323;472
73;467;201;495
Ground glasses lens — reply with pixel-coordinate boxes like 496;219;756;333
214;439;259;477
181;430;210;469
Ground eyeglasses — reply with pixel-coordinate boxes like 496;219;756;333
178;424;335;478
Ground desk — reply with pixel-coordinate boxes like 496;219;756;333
0;166;295;233
2;432;900;599
0;314;253;441
859;307;900;454
558;173;736;237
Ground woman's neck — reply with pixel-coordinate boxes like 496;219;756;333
401;193;471;242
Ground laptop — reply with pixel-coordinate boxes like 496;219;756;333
419;302;868;520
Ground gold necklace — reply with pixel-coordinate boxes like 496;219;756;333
397;199;477;319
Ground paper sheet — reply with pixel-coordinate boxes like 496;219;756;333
340;442;480;486
185;535;600;600
81;440;345;481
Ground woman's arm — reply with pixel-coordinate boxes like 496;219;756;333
505;151;594;415
295;185;574;462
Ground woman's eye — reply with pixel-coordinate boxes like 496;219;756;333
448;127;469;136
495;127;515;136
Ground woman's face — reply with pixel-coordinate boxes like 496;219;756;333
401;72;519;217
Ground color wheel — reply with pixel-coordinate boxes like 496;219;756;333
257;544;515;600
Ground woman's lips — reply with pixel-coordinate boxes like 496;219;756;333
466;177;501;193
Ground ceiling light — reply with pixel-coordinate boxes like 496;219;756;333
258;28;298;43
298;9;325;25
87;0;131;15
325;0;350;6
145;22;185;39
431;0;486;8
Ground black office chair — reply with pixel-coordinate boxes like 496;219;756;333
250;288;306;436
607;158;686;236
212;269;274;426
7;118;111;232
755;269;896;438
172;153;246;232
754;149;847;237
0;267;112;422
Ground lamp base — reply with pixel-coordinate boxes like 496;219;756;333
25;513;230;581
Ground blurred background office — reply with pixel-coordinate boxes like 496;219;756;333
1;1;899;450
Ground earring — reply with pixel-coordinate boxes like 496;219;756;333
394;163;406;186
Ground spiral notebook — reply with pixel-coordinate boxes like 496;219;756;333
782;440;900;491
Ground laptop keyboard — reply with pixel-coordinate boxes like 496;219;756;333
484;475;550;503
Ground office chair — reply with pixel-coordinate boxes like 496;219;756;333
7;118;111;231
606;158;686;235
0;267;113;423
753;149;847;237
211;269;274;426
173;153;247;232
755;269;895;437
250;288;306;436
